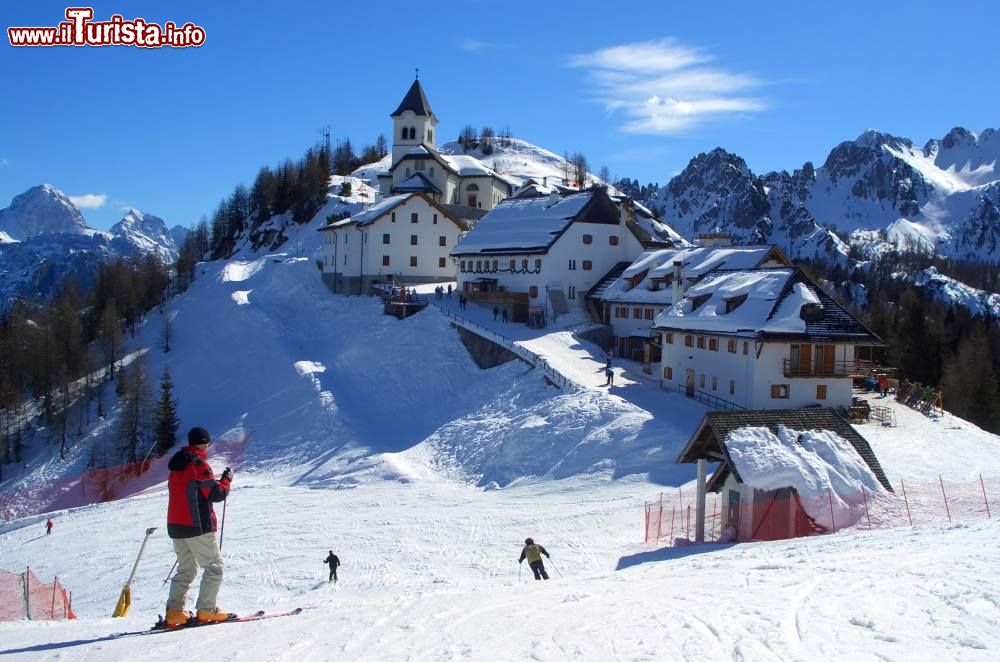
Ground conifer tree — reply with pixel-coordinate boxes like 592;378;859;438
941;328;1000;432
154;367;180;457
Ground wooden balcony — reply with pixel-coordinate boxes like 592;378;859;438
782;360;858;378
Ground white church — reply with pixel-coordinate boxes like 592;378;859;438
376;78;513;210
319;78;503;293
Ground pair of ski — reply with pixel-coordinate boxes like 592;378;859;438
144;607;303;636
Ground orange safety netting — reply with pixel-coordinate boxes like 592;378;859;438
0;568;75;621
644;474;1000;545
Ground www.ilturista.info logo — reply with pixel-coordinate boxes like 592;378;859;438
7;7;206;48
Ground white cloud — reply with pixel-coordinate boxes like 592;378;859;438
460;39;490;52
569;38;767;135
69;193;108;209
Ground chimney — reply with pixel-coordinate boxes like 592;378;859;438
548;189;560;207
672;261;682;302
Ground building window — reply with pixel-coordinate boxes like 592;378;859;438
509;259;516;271
535;259;542;270
439;236;446;247
433;214;438;224
664;366;673;380
771;384;790;399
569;259;577;270
609;236;619;246
568;286;576;299
699;374;705;388
489;259;496;270
817;385;827;400
684;335;693;347
616;306;627;318
411;213;418;223
521;259;528;270
382;255;390;266
743;342;749;355
712;376;717;391
633;307;642;319
729;379;735;395
582;260;593;270
708;338;719;351
410;256;418;267
696;336;705;349
460;260;465;271
644;308;654;321
476;260;482;270
410;235;418;245
439;257;446;268
391;212;396;222
664;332;673;344
383;233;390;244
583;234;593;244
728;339;737;353
429;167;435;177
529;286;538;298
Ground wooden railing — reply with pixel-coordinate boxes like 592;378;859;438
782;360;859;378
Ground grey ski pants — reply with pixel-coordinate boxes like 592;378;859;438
166;532;224;612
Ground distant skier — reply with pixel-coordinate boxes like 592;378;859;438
45;518;53;535
493;305;499;320
164;427;232;626
518;538;550;580
604;366;614;386
324;550;340;583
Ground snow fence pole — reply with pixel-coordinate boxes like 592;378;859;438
51;576;57;620
862;486;872;530
827;488;836;533
901;480;913;527
24;567;30;620
981;474;991;519
939;475;951;523
655;494;663;542
668;506;675;546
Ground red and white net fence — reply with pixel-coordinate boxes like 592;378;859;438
0;568;75;621
644;474;1000;545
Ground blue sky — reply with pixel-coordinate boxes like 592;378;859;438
1;0;997;230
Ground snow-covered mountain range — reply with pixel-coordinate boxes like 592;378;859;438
640;127;1000;264
0;185;187;307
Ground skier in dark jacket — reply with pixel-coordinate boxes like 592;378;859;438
164;427;232;626
324;551;340;583
518;538;550;580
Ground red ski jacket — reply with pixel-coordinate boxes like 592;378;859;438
167;445;230;539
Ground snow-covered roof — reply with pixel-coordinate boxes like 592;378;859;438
654;268;880;342
441;154;496;177
394;172;440;193
597;246;786;304
321;194;410;230
451;190;597;256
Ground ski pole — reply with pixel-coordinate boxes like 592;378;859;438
219;495;228;551
548;559;563;578
162;560;178;587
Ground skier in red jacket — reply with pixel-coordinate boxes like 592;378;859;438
164;427;232;626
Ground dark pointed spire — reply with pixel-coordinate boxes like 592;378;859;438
391;78;433;118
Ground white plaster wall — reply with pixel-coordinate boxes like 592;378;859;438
608;304;662;340
658;336;856;409
362;196;461;281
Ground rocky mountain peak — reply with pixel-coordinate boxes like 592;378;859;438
0;184;89;241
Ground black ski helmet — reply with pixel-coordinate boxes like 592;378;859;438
525;537;533;545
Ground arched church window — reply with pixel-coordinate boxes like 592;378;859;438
428;129;433;142
466;183;480;191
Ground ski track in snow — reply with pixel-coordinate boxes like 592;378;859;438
3;245;1000;659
